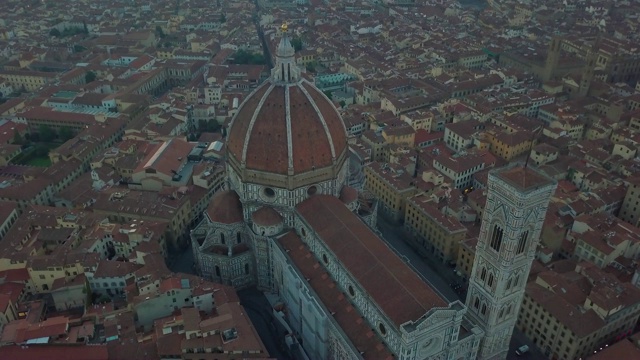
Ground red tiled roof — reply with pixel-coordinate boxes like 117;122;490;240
339;186;358;205
0;345;108;360
589;339;640;360
251;207;282;226
227;79;347;176
278;231;393;359
206;190;243;224
495;165;554;191
296;195;447;326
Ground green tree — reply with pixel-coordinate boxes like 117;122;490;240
12;130;23;145
59;127;74;142
198;119;221;133
38;125;56;142
73;44;87;53
85;70;96;83
323;90;333;100
155;25;165;38
49;28;61;37
34;144;49;157
220;13;226;23
231;49;266;65
306;61;316;73
339;100;346;108
290;36;303;52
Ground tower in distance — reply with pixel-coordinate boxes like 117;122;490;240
542;37;561;82
465;164;557;359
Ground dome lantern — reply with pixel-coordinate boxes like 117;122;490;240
272;23;299;83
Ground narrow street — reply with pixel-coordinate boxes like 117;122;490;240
167;243;196;275
238;288;291;360
376;216;543;360
376;217;460;302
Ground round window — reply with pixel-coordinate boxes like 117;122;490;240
379;323;387;336
263;187;275;198
348;285;355;297
307;186;318;196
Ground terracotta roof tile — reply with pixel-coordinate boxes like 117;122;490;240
206;190;243;224
251;207;282;226
495;165;554;191
296;195;447;326
227;80;347;176
278;231;393;359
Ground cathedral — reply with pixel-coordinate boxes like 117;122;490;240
191;24;557;360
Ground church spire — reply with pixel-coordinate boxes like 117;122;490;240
272;22;300;83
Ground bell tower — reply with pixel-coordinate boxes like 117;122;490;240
465;164;556;359
542;37;561;82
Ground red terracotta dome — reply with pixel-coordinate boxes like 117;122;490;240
226;80;347;176
251;207;283;226
206;190;243;224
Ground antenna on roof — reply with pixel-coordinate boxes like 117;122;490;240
523;125;544;170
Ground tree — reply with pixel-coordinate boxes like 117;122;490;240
49;28;61;37
85;70;96;83
12;130;23;145
220;13;226;23
198;119;221;133
34;144;50;157
290;36;303;52
73;44;87;53
155;25;165;38
59;127;74;142
339;100;346;108
306;62;316;73
323;90;333;100
83;21;89;34
231;49;266;65
38;125;56;142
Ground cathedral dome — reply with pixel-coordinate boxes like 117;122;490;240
226;30;347;189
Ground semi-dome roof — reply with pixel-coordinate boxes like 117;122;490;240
251;207;283;226
206;190;243;224
226;31;347;178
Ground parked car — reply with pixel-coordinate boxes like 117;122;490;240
516;345;529;356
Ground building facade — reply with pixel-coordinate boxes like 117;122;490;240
464;165;557;359
191;28;486;360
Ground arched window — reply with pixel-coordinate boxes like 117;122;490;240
215;266;221;277
517;230;529;254
481;304;487;315
513;274;520;288
488;273;494;288
506;277;512;290
220;232;225;244
490;224;504;252
499;308;505;319
474;297;480;309
236;232;241;244
480;267;487;281
244;264;249;275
